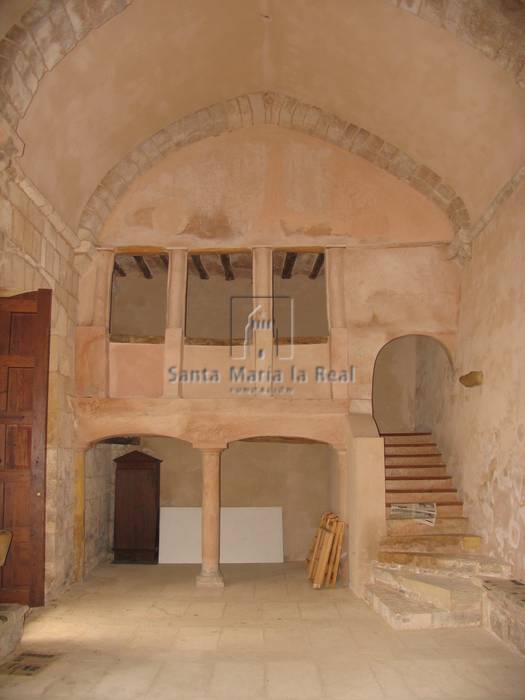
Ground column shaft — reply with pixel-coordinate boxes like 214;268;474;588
163;249;187;397
196;448;224;587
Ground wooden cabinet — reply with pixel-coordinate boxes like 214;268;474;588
113;451;160;564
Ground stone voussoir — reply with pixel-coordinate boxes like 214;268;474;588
78;92;470;243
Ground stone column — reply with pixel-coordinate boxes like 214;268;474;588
252;247;274;395
326;247;349;399
196;448;224;588
163;249;188;397
76;249;114;397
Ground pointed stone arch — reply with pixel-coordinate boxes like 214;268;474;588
79;91;470;243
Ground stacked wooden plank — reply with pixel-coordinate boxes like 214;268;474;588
306;512;345;589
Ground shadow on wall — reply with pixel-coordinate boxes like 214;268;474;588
372;335;453;435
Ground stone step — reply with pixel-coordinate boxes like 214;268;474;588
385;477;453;490
386;517;470;535
365;583;480;630
377;551;512;577
383;433;434;445
386;502;464;518
386;466;448;478
372;568;482;615
386;455;445;466
379;533;482;554
386;489;460;504
385;445;440;456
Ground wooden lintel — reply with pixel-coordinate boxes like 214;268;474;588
113;261;126;277
133;255;153;279
110;333;164;344
220;254;235;281
241;436;323;444
100;436;141;445
309;253;325;279
191;255;209;280
282;252;298;279
114;246;167;254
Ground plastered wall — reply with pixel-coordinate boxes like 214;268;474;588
91;126;460;407
110;273;167;338
185;274;252;340
372;335;418;433
415;181;525;579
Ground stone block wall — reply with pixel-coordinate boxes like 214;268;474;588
84;444;116;574
0;170;80;600
414;180;525;581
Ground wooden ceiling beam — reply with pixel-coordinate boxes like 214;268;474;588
309;253;325;280
191;255;209;280
113;261;126;277
133;255;153;279
220;254;235;281
282;252;298;279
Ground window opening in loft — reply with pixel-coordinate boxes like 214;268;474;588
109;253;168;343
272;250;328;345
185;251;253;345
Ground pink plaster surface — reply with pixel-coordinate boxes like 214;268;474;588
109;342;164;398
180;343;332;399
73;397;350;449
75;327;108;397
100;127;453;249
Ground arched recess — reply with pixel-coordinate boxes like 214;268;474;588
223;436;339;563
73;398;350;453
79;92;469;241
372;334;453;435
82;432;199;575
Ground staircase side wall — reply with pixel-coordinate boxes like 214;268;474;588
415;180;525;581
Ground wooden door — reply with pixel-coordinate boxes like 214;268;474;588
113;451;160;563
0;290;51;606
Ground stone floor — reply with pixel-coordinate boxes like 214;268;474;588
1;563;524;700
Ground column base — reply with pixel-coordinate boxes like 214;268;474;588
196;570;225;589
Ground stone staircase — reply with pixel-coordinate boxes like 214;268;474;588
366;432;511;630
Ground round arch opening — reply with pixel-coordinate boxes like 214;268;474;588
372;334;453;436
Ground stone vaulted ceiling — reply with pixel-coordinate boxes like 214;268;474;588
1;0;525;259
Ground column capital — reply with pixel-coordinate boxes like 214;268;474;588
195;445;225;455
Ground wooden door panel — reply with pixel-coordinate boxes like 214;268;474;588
5;425;32;469
0;425;5;468
3;480;32;528
9;313;38;354
115;470;157;550
0;290;51;606
7;368;34;412
2;539;32;588
0;367;7;409
0;312;9;353
113;452;160;564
